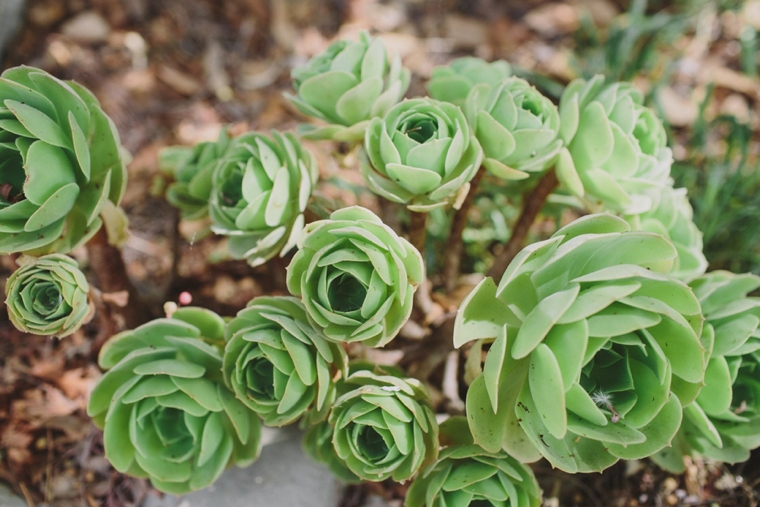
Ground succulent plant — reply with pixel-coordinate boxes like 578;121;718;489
161;128;232;220
406;417;542;507
209;131;318;267
556;76;671;214
223;296;347;426
427;57;512;106
5;254;91;337
286;31;410;141
362;98;483;211
653;271;760;472
464;77;562;177
454;214;706;473
328;369;438;482
303;419;362;484
0;66;127;254
286;206;423;347
87;307;262;494
629;185;707;283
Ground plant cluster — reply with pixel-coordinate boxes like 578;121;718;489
2;28;759;506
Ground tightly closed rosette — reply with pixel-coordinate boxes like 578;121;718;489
362;98;483;211
286;31;410;141
286;206;423;347
427;57;512;106
0;66;127;254
209;131;318;267
464;77;562;176
162;128;232;220
406;417;542;507
303;419;362;484
5;254;91;337
328;370;439;482
557;76;671;214
629;185;707;283
454;214;706;473
223;296;347;426
87;307;262;494
654;271;760;471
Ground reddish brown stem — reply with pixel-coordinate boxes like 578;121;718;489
85;227;151;330
408;211;427;255
487;169;558;281
443;166;486;293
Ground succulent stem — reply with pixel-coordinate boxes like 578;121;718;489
487;168;558;281
443;165;486;293
85;228;152;329
408;211;427;255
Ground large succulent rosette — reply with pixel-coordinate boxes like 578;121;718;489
427;57;512;107
362;98;483;211
0;66;127;254
209;131;318;267
286;31;410;141
464;77;562;177
223;296;347;426
328;370;439;482
653;271;760;472
5;254;91;337
286;206;423;347
406;417;542;507
629;185;707;283
557;76;671;214
454;214;706;473
161;128;232;220
87;308;262;494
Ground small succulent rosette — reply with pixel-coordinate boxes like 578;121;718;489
286;206;423;347
87;307;262;494
209;131;318;267
5;254;91;337
328;369;439;482
362;98;483;211
406;417;542;507
653;271;760;472
454;214;706;473
556;75;671;214
303;419;362;484
426;57;512;106
464;77;562;177
628;185;707;283
161;128;232;220
0;66;128;254
286;31;410;141
223;296;347;426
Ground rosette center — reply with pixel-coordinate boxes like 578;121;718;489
328;273;367;312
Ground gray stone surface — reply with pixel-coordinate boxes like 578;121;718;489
0;484;26;507
142;426;343;507
0;0;26;64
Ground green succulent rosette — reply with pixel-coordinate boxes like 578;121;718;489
87;307;262;494
454;214;706;473
328;370;439;482
5;254;90;337
208;131;318;267
556;75;671;214
303;418;362;484
427;57;512;107
464;77;562;177
286;206;423;348
286;31;410;141
629;185;707;283
653;271;760;472
223;296;347;426
362;98;483;211
0;66;127;254
161;128;232;220
406;417;542;507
